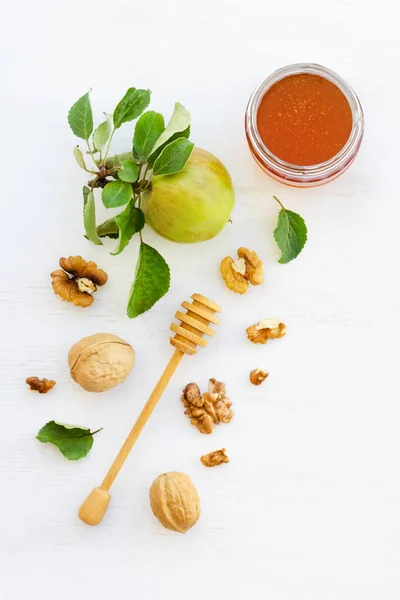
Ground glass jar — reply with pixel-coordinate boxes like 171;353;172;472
245;63;364;187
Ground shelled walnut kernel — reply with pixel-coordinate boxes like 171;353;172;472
220;247;264;294
246;319;287;344
201;448;230;467
250;369;269;385
51;256;108;307
26;377;56;394
181;379;233;434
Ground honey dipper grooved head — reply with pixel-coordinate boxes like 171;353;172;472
170;294;221;355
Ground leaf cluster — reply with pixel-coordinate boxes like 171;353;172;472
69;90;194;317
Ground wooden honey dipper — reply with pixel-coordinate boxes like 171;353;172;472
78;293;221;526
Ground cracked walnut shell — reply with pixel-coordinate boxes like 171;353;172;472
68;333;135;392
246;319;287;344
201;448;230;467
26;377;56;393
149;472;200;533
51;256;108;307
220;247;264;294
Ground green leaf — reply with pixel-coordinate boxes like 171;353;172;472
102;180;132;208
153;137;194;176
147;126;190;166
73;146;87;170
118;159;140;183
127;243;170;318
93;114;111;152
113;88;151;129
68;92;93;140
150;102;190;155
97;217;119;239
83;187;102;245
273;196;307;264
36;421;102;461
132;111;165;160
111;201;144;255
83;185;90;210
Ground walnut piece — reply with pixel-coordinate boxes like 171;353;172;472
51;256;108;307
192;412;215;435
237;247;264;286
220;257;248;294
201;448;230;467
182;383;203;407
208;378;226;399
250;369;269;385
26;377;56;394
246;319;287;344
220;247;264;294
181;378;233;434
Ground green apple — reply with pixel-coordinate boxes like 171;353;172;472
142;147;235;243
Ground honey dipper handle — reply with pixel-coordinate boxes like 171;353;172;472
100;348;184;492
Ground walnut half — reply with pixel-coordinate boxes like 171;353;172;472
51;256;108;308
246;319;287;344
220;247;264;294
201;448;230;467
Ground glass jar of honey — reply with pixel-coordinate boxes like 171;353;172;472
245;64;364;187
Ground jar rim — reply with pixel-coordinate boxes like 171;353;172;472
245;63;364;184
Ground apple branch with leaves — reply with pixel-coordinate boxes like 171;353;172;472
68;89;194;317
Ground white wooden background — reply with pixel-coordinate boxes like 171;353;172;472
2;0;399;598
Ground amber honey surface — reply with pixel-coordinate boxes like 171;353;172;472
257;73;353;166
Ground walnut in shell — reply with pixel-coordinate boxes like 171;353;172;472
149;472;200;533
246;319;287;344
220;247;264;294
68;333;135;392
51;256;108;307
